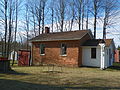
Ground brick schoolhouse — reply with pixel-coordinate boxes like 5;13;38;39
30;27;115;69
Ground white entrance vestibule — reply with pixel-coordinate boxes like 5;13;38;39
82;39;115;69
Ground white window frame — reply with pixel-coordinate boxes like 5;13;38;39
40;44;45;55
60;43;67;56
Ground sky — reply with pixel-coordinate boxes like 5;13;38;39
19;0;120;47
0;0;120;47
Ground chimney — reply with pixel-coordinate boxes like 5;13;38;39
45;27;50;34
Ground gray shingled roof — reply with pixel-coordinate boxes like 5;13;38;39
30;30;92;42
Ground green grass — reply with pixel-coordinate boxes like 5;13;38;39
113;62;120;67
10;60;18;66
0;63;120;90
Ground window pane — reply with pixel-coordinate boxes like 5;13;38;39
61;44;67;55
91;48;96;59
40;44;45;54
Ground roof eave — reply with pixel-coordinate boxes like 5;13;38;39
30;38;82;42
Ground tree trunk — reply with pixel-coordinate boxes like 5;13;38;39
81;0;84;30
93;0;97;39
7;2;12;58
4;0;8;57
42;1;45;34
93;14;97;39
12;0;18;66
51;8;54;32
38;2;41;35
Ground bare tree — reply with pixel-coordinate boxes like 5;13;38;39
81;0;85;30
28;0;47;35
31;6;37;36
85;0;89;30
54;0;66;32
102;0;118;39
25;1;29;50
75;0;82;30
69;0;75;31
7;0;15;57
28;1;37;36
37;1;42;34
7;15;12;57
49;0;55;32
92;0;102;39
41;0;47;33
29;0;42;35
60;0;65;32
0;0;16;57
4;0;8;57
12;0;20;66
0;33;4;56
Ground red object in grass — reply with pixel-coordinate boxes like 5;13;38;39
18;49;31;66
0;57;8;61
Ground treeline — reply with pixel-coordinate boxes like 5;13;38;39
26;0;119;38
0;41;29;56
0;0;119;58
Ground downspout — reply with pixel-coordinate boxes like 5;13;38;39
99;43;105;70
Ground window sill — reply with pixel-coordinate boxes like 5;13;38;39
40;54;45;56
60;55;67;57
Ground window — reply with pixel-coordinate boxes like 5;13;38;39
91;48;96;59
40;44;45;55
61;44;67;55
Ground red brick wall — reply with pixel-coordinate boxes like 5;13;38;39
114;50;120;62
32;33;91;67
32;40;79;67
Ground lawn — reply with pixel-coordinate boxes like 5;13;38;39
0;63;120;90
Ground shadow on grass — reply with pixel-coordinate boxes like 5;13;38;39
65;86;120;90
108;63;120;70
43;71;63;74
0;69;29;75
108;66;120;70
0;79;64;90
0;79;65;90
0;79;120;90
